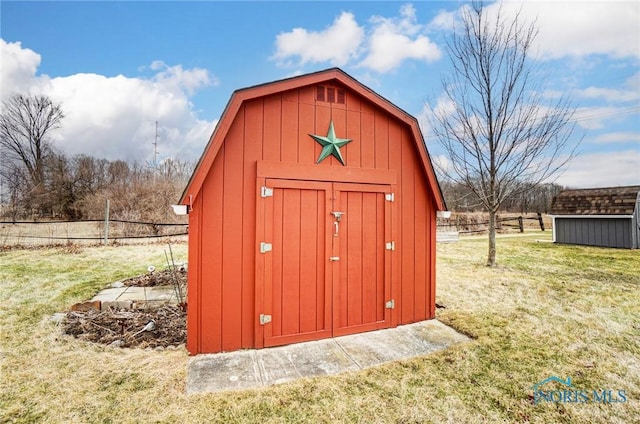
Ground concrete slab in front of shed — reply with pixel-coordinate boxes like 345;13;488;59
187;350;261;394
186;319;469;394
335;327;424;367
334;320;469;369
400;319;470;348
255;348;303;385
282;339;360;377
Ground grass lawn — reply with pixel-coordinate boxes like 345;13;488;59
1;234;638;423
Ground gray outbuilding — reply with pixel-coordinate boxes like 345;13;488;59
549;186;640;249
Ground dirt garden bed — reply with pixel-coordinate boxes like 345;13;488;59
62;269;187;349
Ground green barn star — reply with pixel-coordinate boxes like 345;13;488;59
309;121;352;165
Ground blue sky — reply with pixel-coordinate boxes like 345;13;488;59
1;1;639;188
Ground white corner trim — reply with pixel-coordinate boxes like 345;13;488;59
171;204;188;215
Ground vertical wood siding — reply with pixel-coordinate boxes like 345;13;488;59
189;83;437;353
263;181;333;347
333;184;390;336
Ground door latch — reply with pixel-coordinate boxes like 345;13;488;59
331;212;344;237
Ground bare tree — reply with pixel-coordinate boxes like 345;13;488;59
1;161;29;220
0;94;64;215
429;2;579;266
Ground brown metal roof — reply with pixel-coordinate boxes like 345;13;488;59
550;186;640;215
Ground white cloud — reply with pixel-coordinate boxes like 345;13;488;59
359;4;441;73
150;60;219;95
271;1;637;71
431;153;452;177
572;72;640;103
426;9;457;32
417;95;457;142
272;12;364;67
556;150;640;188
0;39;41;99
592;132;640;145
573;105;636;130
432;95;455;118
273;4;441;73
487;1;640;60
283;69;304;79
574;86;639;103
1;39;217;163
42;72;215;161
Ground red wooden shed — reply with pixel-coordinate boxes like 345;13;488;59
179;68;446;355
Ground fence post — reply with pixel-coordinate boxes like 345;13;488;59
537;212;545;231
104;199;110;245
518;216;524;233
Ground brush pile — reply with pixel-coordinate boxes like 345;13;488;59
122;268;186;287
63;305;186;348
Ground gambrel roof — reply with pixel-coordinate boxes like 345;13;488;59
180;68;445;210
550;186;640;215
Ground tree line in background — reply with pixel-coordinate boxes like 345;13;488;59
2;151;194;223
1;93;566;223
440;179;565;214
0;94;193;222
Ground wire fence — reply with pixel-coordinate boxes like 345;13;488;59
0;219;188;248
1;213;548;248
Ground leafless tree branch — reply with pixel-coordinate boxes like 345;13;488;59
1;94;64;214
429;1;581;265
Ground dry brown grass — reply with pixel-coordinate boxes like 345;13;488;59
1;234;638;423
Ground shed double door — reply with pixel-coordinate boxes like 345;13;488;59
261;179;392;347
